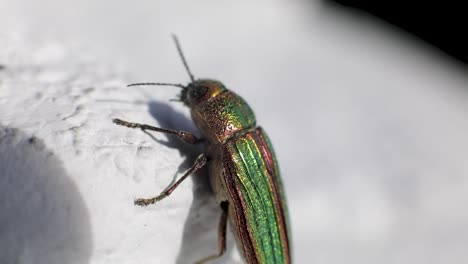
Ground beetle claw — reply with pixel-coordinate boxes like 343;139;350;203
134;198;151;206
134;195;166;206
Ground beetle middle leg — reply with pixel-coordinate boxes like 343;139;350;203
134;153;207;206
195;201;229;264
113;118;203;144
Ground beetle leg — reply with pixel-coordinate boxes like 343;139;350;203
195;201;229;264
112;118;202;144
134;154;207;206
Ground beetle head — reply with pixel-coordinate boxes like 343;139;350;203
180;79;226;107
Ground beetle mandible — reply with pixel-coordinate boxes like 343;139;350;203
113;35;291;264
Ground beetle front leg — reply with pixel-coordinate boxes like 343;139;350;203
134;154;207;206
112;118;203;144
195;201;229;264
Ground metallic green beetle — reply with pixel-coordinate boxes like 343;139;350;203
113;36;291;264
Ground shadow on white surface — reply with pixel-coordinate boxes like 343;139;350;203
145;100;237;263
0;126;93;264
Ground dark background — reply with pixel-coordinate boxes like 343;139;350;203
327;1;467;64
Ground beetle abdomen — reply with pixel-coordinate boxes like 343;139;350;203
222;127;291;264
192;90;256;143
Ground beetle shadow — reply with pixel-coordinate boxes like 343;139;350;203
0;126;92;264
146;100;236;264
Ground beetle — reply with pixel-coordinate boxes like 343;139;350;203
113;35;291;264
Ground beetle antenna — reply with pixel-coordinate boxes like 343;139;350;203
127;82;186;89
172;34;195;82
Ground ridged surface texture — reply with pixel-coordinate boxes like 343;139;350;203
223;127;291;264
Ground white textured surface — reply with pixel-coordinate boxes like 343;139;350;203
1;1;468;264
0;38;222;264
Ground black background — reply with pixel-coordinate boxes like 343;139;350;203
327;1;467;64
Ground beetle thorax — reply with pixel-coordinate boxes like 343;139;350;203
185;80;257;143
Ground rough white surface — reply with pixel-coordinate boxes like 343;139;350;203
1;1;468;264
0;37;231;264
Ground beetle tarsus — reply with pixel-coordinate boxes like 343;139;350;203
112;118;202;145
134;196;164;206
112;118;139;128
133;154;207;207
